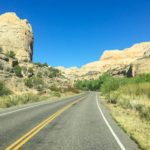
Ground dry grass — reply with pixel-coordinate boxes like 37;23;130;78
0;91;82;108
100;93;150;150
108;83;150;121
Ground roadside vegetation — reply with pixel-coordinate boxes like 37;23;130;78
24;76;45;91
0;81;11;96
6;50;16;58
0;93;47;108
0;75;80;109
0;87;80;108
75;73;150;149
0;54;81;109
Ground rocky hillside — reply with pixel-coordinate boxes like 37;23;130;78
0;12;71;94
58;42;150;81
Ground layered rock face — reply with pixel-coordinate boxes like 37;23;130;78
0;13;33;62
131;49;150;76
60;42;150;81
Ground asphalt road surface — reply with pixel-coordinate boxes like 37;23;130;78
0;92;139;150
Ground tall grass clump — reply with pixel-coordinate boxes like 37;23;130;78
0;81;11;96
0;93;47;108
24;76;45;91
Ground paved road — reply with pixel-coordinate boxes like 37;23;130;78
0;92;139;150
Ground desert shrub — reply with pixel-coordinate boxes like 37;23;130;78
28;67;33;73
49;85;61;92
135;104;150;121
24;78;33;88
118;98;132;109
6;51;16;58
34;62;48;67
107;92;120;104
43;63;48;67
23;59;29;62
52;91;61;97
33;62;43;67
139;106;150;121
24;76;45;91
22;66;27;73
66;86;80;93
0;64;3;70
0;81;11;96
13;65;22;77
37;72;42;78
0;47;3;53
49;67;61;78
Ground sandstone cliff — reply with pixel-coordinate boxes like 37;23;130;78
59;42;150;81
130;49;150;76
0;12;33;62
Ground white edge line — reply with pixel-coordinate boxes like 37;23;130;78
96;93;126;150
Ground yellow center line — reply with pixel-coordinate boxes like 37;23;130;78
6;97;85;150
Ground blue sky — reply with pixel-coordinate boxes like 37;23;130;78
1;0;150;67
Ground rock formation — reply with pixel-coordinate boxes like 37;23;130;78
0;12;70;94
59;42;150;81
130;48;150;76
0;12;33;62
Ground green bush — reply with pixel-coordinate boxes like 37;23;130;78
0;47;3;53
24;78;33;88
135;104;150;121
65;86;80;93
34;62;48;67
13;65;22;77
37;72;42;78
52;91;61;97
101;77;122;94
75;79;100;91
74;73;112;91
6;51;16;58
28;67;34;74
49;67;61;78
23;59;29;62
49;85;61;92
24;76;45;91
0;81;11;96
